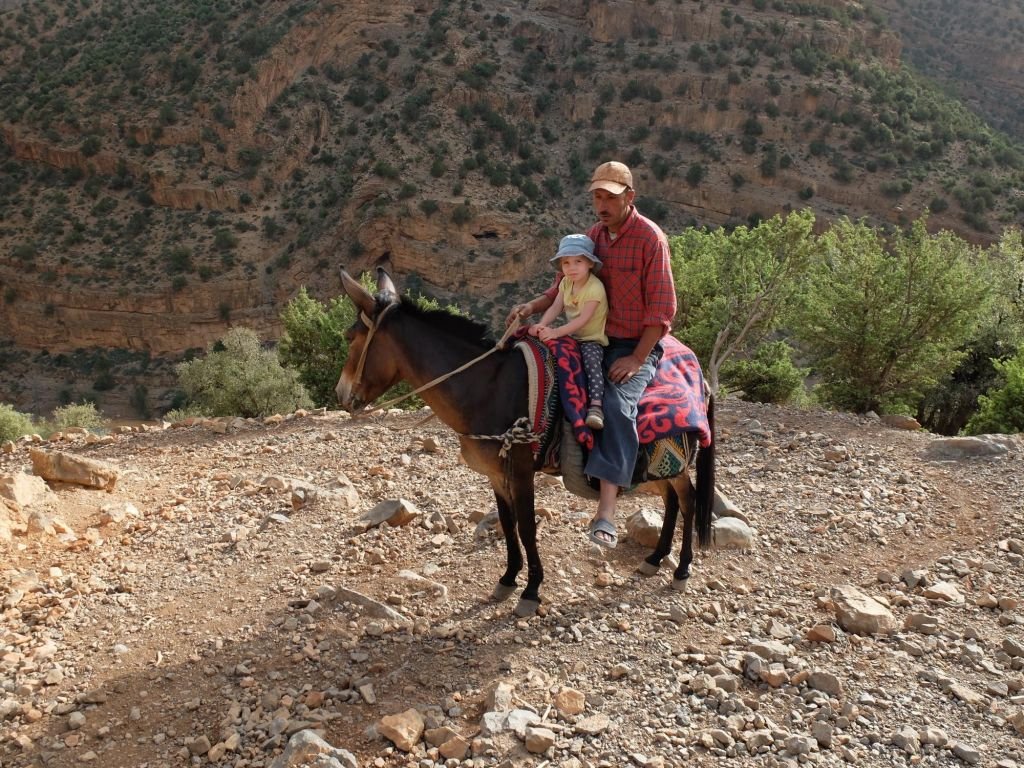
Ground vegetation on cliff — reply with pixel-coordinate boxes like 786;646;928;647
0;0;1022;421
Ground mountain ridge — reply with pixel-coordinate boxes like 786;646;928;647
0;0;1022;417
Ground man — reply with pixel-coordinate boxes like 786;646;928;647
508;161;677;547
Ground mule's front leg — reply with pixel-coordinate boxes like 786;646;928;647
509;452;543;617
490;490;521;602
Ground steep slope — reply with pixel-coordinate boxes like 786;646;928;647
0;0;1022;417
873;0;1024;142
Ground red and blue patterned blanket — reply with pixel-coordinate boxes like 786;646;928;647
515;333;712;470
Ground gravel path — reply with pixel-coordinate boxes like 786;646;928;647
1;399;1022;768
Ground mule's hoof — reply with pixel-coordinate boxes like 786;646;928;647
514;598;541;618
491;583;516;602
637;560;660;577
671;576;690;592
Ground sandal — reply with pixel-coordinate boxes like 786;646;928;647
587;517;618;549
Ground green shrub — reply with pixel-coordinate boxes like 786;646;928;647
278;287;359;407
686;163;706;186
793;218;991;413
213;229;238;251
0;403;35;441
51;402;107;432
721;342;808;404
964;351;1024;435
163;404;209;423
451;203;472;225
175;328;312;418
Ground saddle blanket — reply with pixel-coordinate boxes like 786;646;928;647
515;333;712;480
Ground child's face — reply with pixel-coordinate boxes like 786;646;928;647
558;254;593;282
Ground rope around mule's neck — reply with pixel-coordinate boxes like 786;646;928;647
460;415;541;458
353;311;524;415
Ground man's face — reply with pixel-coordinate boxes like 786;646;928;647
592;188;634;233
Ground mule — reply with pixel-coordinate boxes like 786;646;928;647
335;268;715;617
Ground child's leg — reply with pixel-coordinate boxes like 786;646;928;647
580;342;605;404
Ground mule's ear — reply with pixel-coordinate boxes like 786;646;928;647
339;268;375;316
376;267;398;298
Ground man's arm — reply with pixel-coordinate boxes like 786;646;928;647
506;275;562;326
533;292;565;330
640;231;677;335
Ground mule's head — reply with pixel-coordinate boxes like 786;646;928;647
335;267;402;412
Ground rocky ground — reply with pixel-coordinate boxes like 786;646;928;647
1;398;1023;768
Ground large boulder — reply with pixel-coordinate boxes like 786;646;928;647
924;437;1008;460
0;472;53;507
830;585;899;636
268;730;356;768
28;449;118;491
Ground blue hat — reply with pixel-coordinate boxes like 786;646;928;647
550;234;601;270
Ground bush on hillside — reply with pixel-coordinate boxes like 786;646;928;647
721;342;808;404
175;328;312;418
51;402;107;432
0;404;35;441
162;404;210;423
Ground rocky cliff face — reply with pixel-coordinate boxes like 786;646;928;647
0;0;1019;417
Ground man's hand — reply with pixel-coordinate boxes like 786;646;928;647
506;303;532;327
609;353;645;384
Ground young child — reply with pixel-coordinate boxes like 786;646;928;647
529;234;608;429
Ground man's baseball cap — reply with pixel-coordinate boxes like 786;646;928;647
588;161;634;194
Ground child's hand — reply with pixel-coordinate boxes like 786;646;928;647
538;326;560;342
527;324;542;337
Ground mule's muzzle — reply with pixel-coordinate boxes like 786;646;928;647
335;378;362;413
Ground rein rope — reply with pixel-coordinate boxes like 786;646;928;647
352;306;525;416
351;303;541;492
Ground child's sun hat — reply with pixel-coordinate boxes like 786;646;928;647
550;234;601;270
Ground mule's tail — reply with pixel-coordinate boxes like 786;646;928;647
694;392;715;549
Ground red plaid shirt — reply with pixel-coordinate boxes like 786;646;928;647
545;207;676;339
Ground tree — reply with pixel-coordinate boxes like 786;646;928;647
793;218;992;413
670;209;816;392
964;350;1024;434
175;328;312;418
917;228;1023;433
278;287;359;407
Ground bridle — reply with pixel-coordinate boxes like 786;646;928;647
349;301;399;405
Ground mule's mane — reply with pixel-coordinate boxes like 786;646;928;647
382;293;496;349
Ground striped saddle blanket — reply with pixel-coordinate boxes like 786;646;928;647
515;333;711;488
